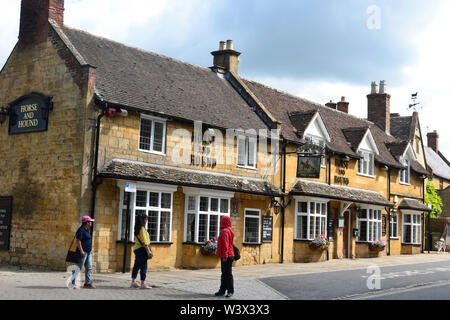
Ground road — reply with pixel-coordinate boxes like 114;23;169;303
259;260;450;300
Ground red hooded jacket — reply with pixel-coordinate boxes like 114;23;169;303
217;216;234;258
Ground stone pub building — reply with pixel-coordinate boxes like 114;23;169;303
0;0;431;272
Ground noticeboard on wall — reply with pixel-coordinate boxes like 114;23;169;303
0;197;13;251
262;216;273;243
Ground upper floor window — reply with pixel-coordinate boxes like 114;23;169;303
139;115;166;155
237;135;257;169
400;158;410;184
357;150;374;177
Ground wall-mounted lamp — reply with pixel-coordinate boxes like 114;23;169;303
354;205;362;213
106;107;128;118
0;107;8;125
271;197;282;215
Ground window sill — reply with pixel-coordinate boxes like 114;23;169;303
116;240;136;244
390;237;399;240
399;182;411;186
242;242;261;246
151;242;173;245
237;165;257;171
138;149;166;157
356;173;375;179
401;243;422;246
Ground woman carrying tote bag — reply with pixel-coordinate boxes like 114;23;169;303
130;214;152;289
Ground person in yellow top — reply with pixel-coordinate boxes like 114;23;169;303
131;214;152;289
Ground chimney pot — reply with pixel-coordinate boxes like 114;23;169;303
379;80;387;94
219;41;226;51
226;40;234;50
337;97;349;113
367;81;391;134
371;81;378;94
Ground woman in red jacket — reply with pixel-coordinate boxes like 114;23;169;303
215;215;235;297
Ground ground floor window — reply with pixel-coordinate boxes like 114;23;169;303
244;209;261;244
357;207;382;242
402;212;422;244
184;188;233;244
295;198;328;240
390;213;398;239
118;183;176;243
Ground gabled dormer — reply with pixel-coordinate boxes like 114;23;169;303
342;127;379;177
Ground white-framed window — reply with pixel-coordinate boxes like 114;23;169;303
390;213;399;239
357;150;374;177
139;115;167;155
183;188;232;243
244;209;261;244
402;212;422;244
400;158;410;185
357;207;382;242
305;134;326;167
295;198;328;240
237;135;257;169
117;182;176;243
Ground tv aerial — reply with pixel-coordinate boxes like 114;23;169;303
407;92;422;111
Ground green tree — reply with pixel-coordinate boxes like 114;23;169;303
424;181;443;218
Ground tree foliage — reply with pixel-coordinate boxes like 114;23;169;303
424;181;443;218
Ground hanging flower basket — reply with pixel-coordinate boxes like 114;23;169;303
369;239;386;251
309;235;330;251
201;238;217;256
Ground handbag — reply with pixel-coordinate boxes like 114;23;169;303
233;245;240;261
66;235;81;264
136;235;153;260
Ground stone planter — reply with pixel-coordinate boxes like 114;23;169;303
369;245;385;252
309;243;329;251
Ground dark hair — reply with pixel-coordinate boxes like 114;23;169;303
134;214;148;236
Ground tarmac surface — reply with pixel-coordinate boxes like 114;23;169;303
1;252;450;300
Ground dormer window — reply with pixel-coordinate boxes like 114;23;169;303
305;135;326;167
237;135;257;169
358;150;374;177
400;158;410;184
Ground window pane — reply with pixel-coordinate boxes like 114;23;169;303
147;211;159;242
404;225;411;243
198;214;208;243
209;215;219;240
136;191;147;207
220;199;229;213
139;118;152;150
149;192;159;207
161;193;171;209
210;198;219;212
310;202;316;214
247;138;256;167
309;216;315;239
298;202;307;213
359;209;367;219
246;210;259;216
297;215;308;239
153;121;164;152
159;211;171;242
404;214;411;223
316;203;321;215
321;216;326;236
315;216;320;238
200;197;209;212
245;217;259;243
321;203;326;215
359;221;367;241
186;214;196;242
188;196;196;211
237;136;246;166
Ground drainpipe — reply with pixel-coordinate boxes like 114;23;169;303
387;167;391;256
327;152;331;261
280;135;287;264
90;102;108;235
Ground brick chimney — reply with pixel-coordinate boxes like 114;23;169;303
367;80;391;134
325;100;337;110
427;130;439;153
337;96;349;113
211;40;241;74
19;0;65;46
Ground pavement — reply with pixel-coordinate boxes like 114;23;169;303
1;252;450;300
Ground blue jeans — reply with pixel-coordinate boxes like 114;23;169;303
132;247;148;281
72;251;92;285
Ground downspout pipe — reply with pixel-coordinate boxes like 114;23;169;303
280;135;287;264
90;102;108;235
388;167;391;256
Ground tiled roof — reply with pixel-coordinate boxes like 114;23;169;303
290;179;393;207
425;147;450;181
398;198;431;212
342;127;369;151
390;116;414;142
242;79;405;168
58;25;269;132
98;159;283;196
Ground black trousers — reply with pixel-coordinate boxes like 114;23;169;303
219;257;234;293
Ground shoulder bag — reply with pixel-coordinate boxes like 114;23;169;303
137;235;153;260
233;245;240;261
66;235;81;264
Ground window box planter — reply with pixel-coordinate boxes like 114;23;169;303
201;237;217;256
309;243;329;251
309;235;330;251
200;247;217;256
369;240;386;252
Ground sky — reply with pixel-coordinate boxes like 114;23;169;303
1;0;449;155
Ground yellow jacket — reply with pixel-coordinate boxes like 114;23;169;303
134;227;150;250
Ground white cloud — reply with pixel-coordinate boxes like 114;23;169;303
0;0;20;69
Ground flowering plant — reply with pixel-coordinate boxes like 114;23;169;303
370;239;387;248
310;234;330;248
202;237;217;253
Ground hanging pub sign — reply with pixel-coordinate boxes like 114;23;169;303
297;156;322;178
7;92;53;135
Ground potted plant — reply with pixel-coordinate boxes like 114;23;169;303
201;237;217;256
309;234;330;250
369;239;386;251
